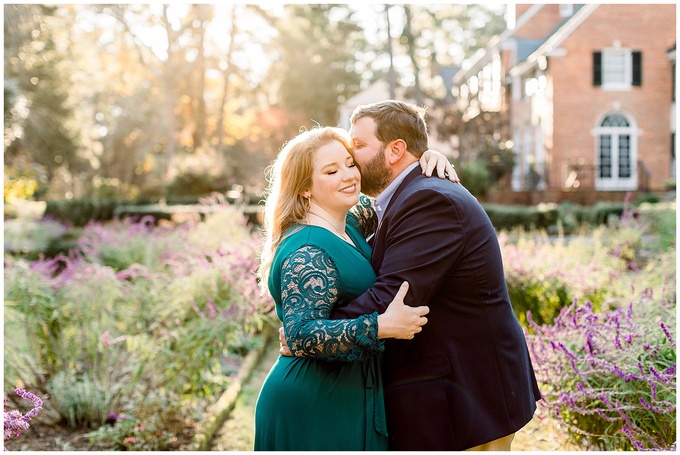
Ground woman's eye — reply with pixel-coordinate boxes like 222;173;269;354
327;170;337;175
349;162;356;168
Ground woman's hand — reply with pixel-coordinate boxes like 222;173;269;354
377;282;429;339
420;150;460;182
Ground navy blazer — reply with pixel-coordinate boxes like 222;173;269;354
333;165;541;450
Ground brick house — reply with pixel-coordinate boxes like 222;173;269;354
451;4;676;204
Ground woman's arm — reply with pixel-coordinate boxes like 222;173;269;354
280;245;428;361
419;150;459;182
280;245;384;362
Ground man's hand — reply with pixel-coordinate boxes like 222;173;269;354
279;326;293;356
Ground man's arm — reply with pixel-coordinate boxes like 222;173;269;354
332;185;466;319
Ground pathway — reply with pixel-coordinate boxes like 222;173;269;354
208;339;279;450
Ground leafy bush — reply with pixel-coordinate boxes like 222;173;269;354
526;289;676;450
484;203;559;232
500;231;619;327
4;217;69;256
457;160;490;196
4;201;275;448
44;199;119;227
500;201;675;327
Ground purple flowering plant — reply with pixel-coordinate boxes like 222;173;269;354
5;200;275;449
4;388;43;448
526;287;676;450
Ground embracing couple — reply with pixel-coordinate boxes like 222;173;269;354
254;100;541;451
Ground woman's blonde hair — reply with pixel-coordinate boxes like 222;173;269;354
258;126;354;291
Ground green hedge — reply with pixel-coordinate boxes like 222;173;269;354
43;197;635;233
44;199;119;227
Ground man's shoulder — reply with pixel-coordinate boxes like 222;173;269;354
405;173;473;200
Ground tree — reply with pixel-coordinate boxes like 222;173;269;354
264;4;366;129
4;4;81;200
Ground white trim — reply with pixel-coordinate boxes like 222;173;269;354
594;112;638;191
509;4;599;78
453;5;545;85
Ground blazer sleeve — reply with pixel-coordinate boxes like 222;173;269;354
332;186;466;319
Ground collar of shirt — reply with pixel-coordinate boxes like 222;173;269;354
373;161;419;224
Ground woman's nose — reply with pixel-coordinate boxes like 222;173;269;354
341;167;356;180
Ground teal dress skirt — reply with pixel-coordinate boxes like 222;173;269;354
254;212;387;450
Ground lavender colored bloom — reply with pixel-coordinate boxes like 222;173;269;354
4;388;43;444
639;397;666;414
659;322;676;348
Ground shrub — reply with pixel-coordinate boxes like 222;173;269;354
3;217;69;258
484;203;559;232
457;160;490;196
44;199;119;227
500;231;616;326
526;289;676;450
4;201;275;447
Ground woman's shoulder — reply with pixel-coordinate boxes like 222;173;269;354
279;224;335;250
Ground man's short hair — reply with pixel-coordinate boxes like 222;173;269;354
350;100;429;157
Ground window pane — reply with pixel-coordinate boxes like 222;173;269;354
601;114;629;127
619;134;631;178
599;135;612;178
603;50;627;85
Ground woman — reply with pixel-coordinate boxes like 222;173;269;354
254;126;455;450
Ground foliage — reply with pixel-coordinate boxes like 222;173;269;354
484;203;559;232
476;142;516;185
500;203;676;327
456;160;490;196
44;198;118;227
500;231;615;327
4;388;43;444
4;4;506;201
526;290;676;450
4;202;275;449
266;4;365;129
4;5;83;200
3;217;69;258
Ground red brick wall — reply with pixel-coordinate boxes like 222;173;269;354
515;4;564;39
548;4;676;192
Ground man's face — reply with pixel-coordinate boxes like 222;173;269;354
349;117;392;197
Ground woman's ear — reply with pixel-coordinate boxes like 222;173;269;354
300;190;311;199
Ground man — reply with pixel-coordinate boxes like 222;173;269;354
283;100;541;450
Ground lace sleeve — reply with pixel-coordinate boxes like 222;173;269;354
280;245;384;362
347;194;378;239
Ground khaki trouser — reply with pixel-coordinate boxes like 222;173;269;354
466;433;515;451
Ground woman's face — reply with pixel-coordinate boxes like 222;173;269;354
304;140;361;215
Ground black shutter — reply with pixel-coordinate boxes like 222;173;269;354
632;51;642;86
593;52;602;86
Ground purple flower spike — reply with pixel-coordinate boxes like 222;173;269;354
659;322;676;348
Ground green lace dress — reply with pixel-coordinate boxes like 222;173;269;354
254;200;386;451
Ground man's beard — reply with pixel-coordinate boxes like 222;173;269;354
359;149;392;197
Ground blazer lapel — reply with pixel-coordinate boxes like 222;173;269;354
371;165;422;268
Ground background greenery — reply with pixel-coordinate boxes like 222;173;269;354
4;4;506;206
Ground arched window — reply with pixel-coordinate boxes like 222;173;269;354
595;113;637;190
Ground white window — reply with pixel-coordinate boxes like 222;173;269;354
595;113;637;190
603;49;631;89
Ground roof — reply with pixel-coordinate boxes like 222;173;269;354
509;4;599;77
